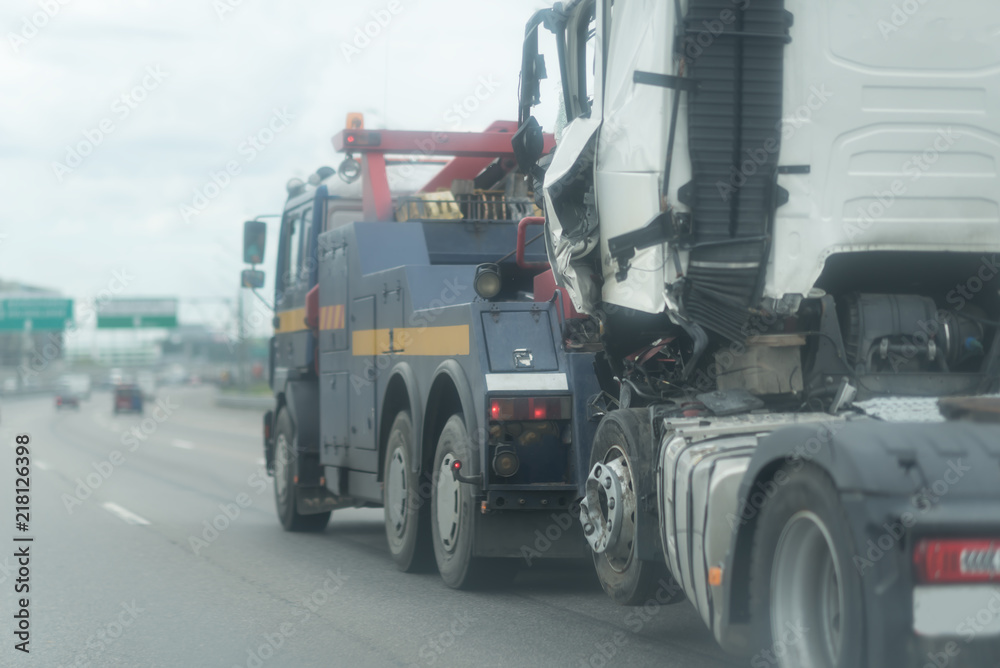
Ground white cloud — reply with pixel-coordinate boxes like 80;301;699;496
0;0;554;323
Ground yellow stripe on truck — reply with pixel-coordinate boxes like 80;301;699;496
319;305;346;331
276;308;308;334
352;325;469;357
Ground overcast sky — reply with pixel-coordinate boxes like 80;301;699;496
0;0;552;333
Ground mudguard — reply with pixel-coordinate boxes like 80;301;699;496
386;362;424;474
744;421;1000;499
428;359;481;475
282;379;322;483
722;420;1000;663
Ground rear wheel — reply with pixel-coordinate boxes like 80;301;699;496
583;410;683;606
749;464;864;668
274;409;330;532
383;411;434;572
431;414;516;589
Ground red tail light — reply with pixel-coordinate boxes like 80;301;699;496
489;397;571;421
343;130;381;147
914;539;1000;584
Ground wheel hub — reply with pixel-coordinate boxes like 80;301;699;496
274;434;289;503
579;446;637;570
435;454;462;553
386;449;408;539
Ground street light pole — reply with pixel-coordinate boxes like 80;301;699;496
237;288;247;389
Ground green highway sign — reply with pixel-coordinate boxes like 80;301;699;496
97;315;178;329
97;298;178;329
0;298;73;332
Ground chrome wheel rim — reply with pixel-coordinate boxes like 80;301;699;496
435;453;461;553
580;445;636;572
274;433;290;506
386;448;408;539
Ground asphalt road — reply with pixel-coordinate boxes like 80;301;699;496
0;388;744;668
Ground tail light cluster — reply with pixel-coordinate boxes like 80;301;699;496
488;396;572;480
490;396;571;422
913;539;1000;584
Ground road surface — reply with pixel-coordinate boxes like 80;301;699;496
0;388;744;667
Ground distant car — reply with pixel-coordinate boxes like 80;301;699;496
56;392;80;410
113;385;144;414
58;374;92;400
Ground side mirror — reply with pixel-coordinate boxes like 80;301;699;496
512;116;545;176
241;269;265;289
243;220;267;265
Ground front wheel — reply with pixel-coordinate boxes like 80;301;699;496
431;415;515;589
273;409;330;532
583;409;683;606
749;463;864;668
383;411;434;572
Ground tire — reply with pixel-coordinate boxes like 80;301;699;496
383;411;434;572
587;410;683;606
431;414;516;589
749;463;864;668
273;409;331;532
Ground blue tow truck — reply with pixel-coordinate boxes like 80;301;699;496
244;119;601;588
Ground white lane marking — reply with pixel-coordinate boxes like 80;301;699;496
35;461;50;471
172;439;195;450
102;502;150;526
